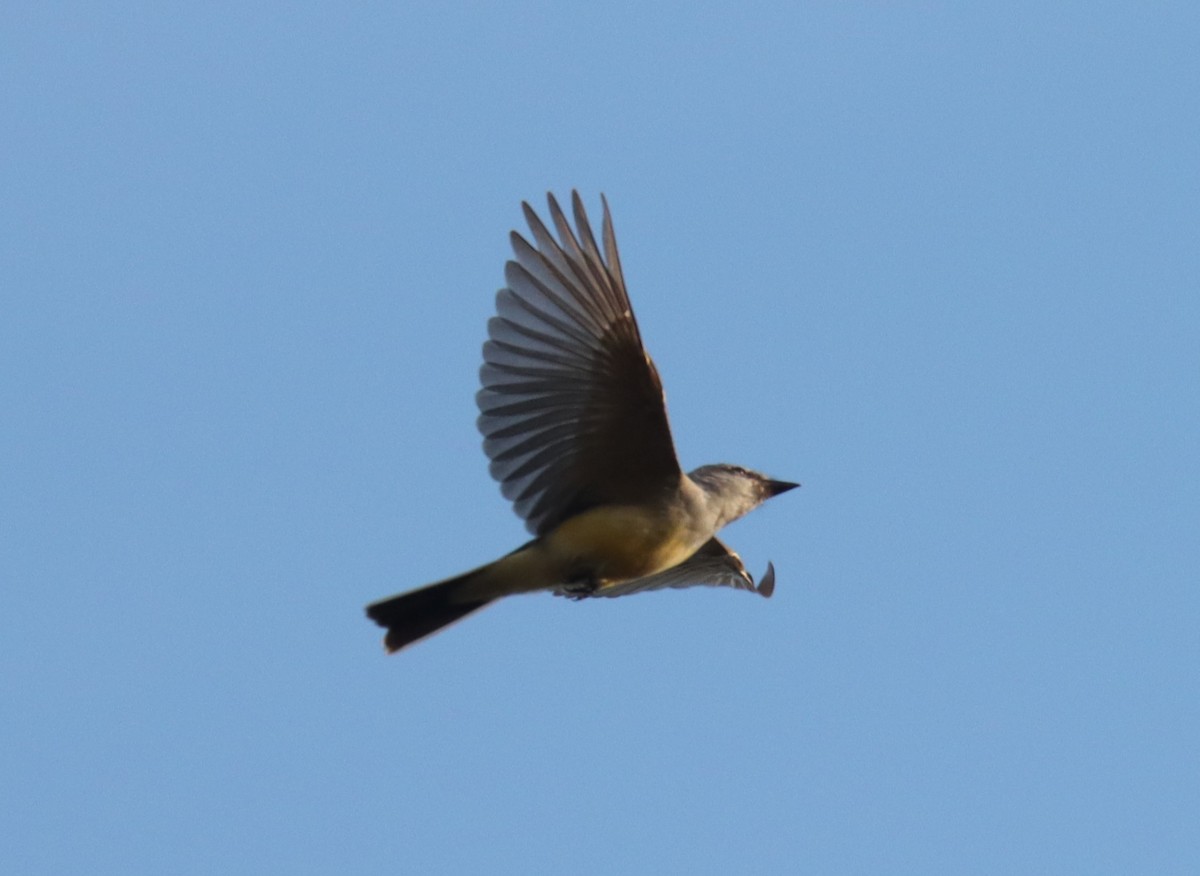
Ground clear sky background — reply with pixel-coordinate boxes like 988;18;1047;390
3;3;1197;874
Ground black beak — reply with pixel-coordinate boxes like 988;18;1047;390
764;479;800;498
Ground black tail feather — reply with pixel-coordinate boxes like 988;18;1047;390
365;573;494;653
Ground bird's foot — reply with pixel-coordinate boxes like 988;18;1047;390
556;573;600;601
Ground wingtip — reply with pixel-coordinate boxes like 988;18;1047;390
757;562;776;598
520;200;539;227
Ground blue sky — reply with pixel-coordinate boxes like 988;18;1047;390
3;3;1197;873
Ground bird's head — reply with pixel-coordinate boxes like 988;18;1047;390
688;464;799;528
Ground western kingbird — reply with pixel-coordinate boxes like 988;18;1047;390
366;192;798;652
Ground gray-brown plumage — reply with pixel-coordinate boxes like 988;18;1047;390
366;192;797;653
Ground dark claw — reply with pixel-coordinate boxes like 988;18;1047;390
556;572;600;600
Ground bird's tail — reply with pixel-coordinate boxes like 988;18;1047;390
365;567;496;653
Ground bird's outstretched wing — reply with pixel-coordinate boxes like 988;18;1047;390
579;537;776;599
477;191;683;535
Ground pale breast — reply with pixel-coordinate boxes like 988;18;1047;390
543;503;704;583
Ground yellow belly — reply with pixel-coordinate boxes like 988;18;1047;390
542;503;701;583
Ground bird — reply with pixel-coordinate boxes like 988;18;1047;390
365;192;798;653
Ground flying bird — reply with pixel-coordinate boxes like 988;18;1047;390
366;192;798;652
